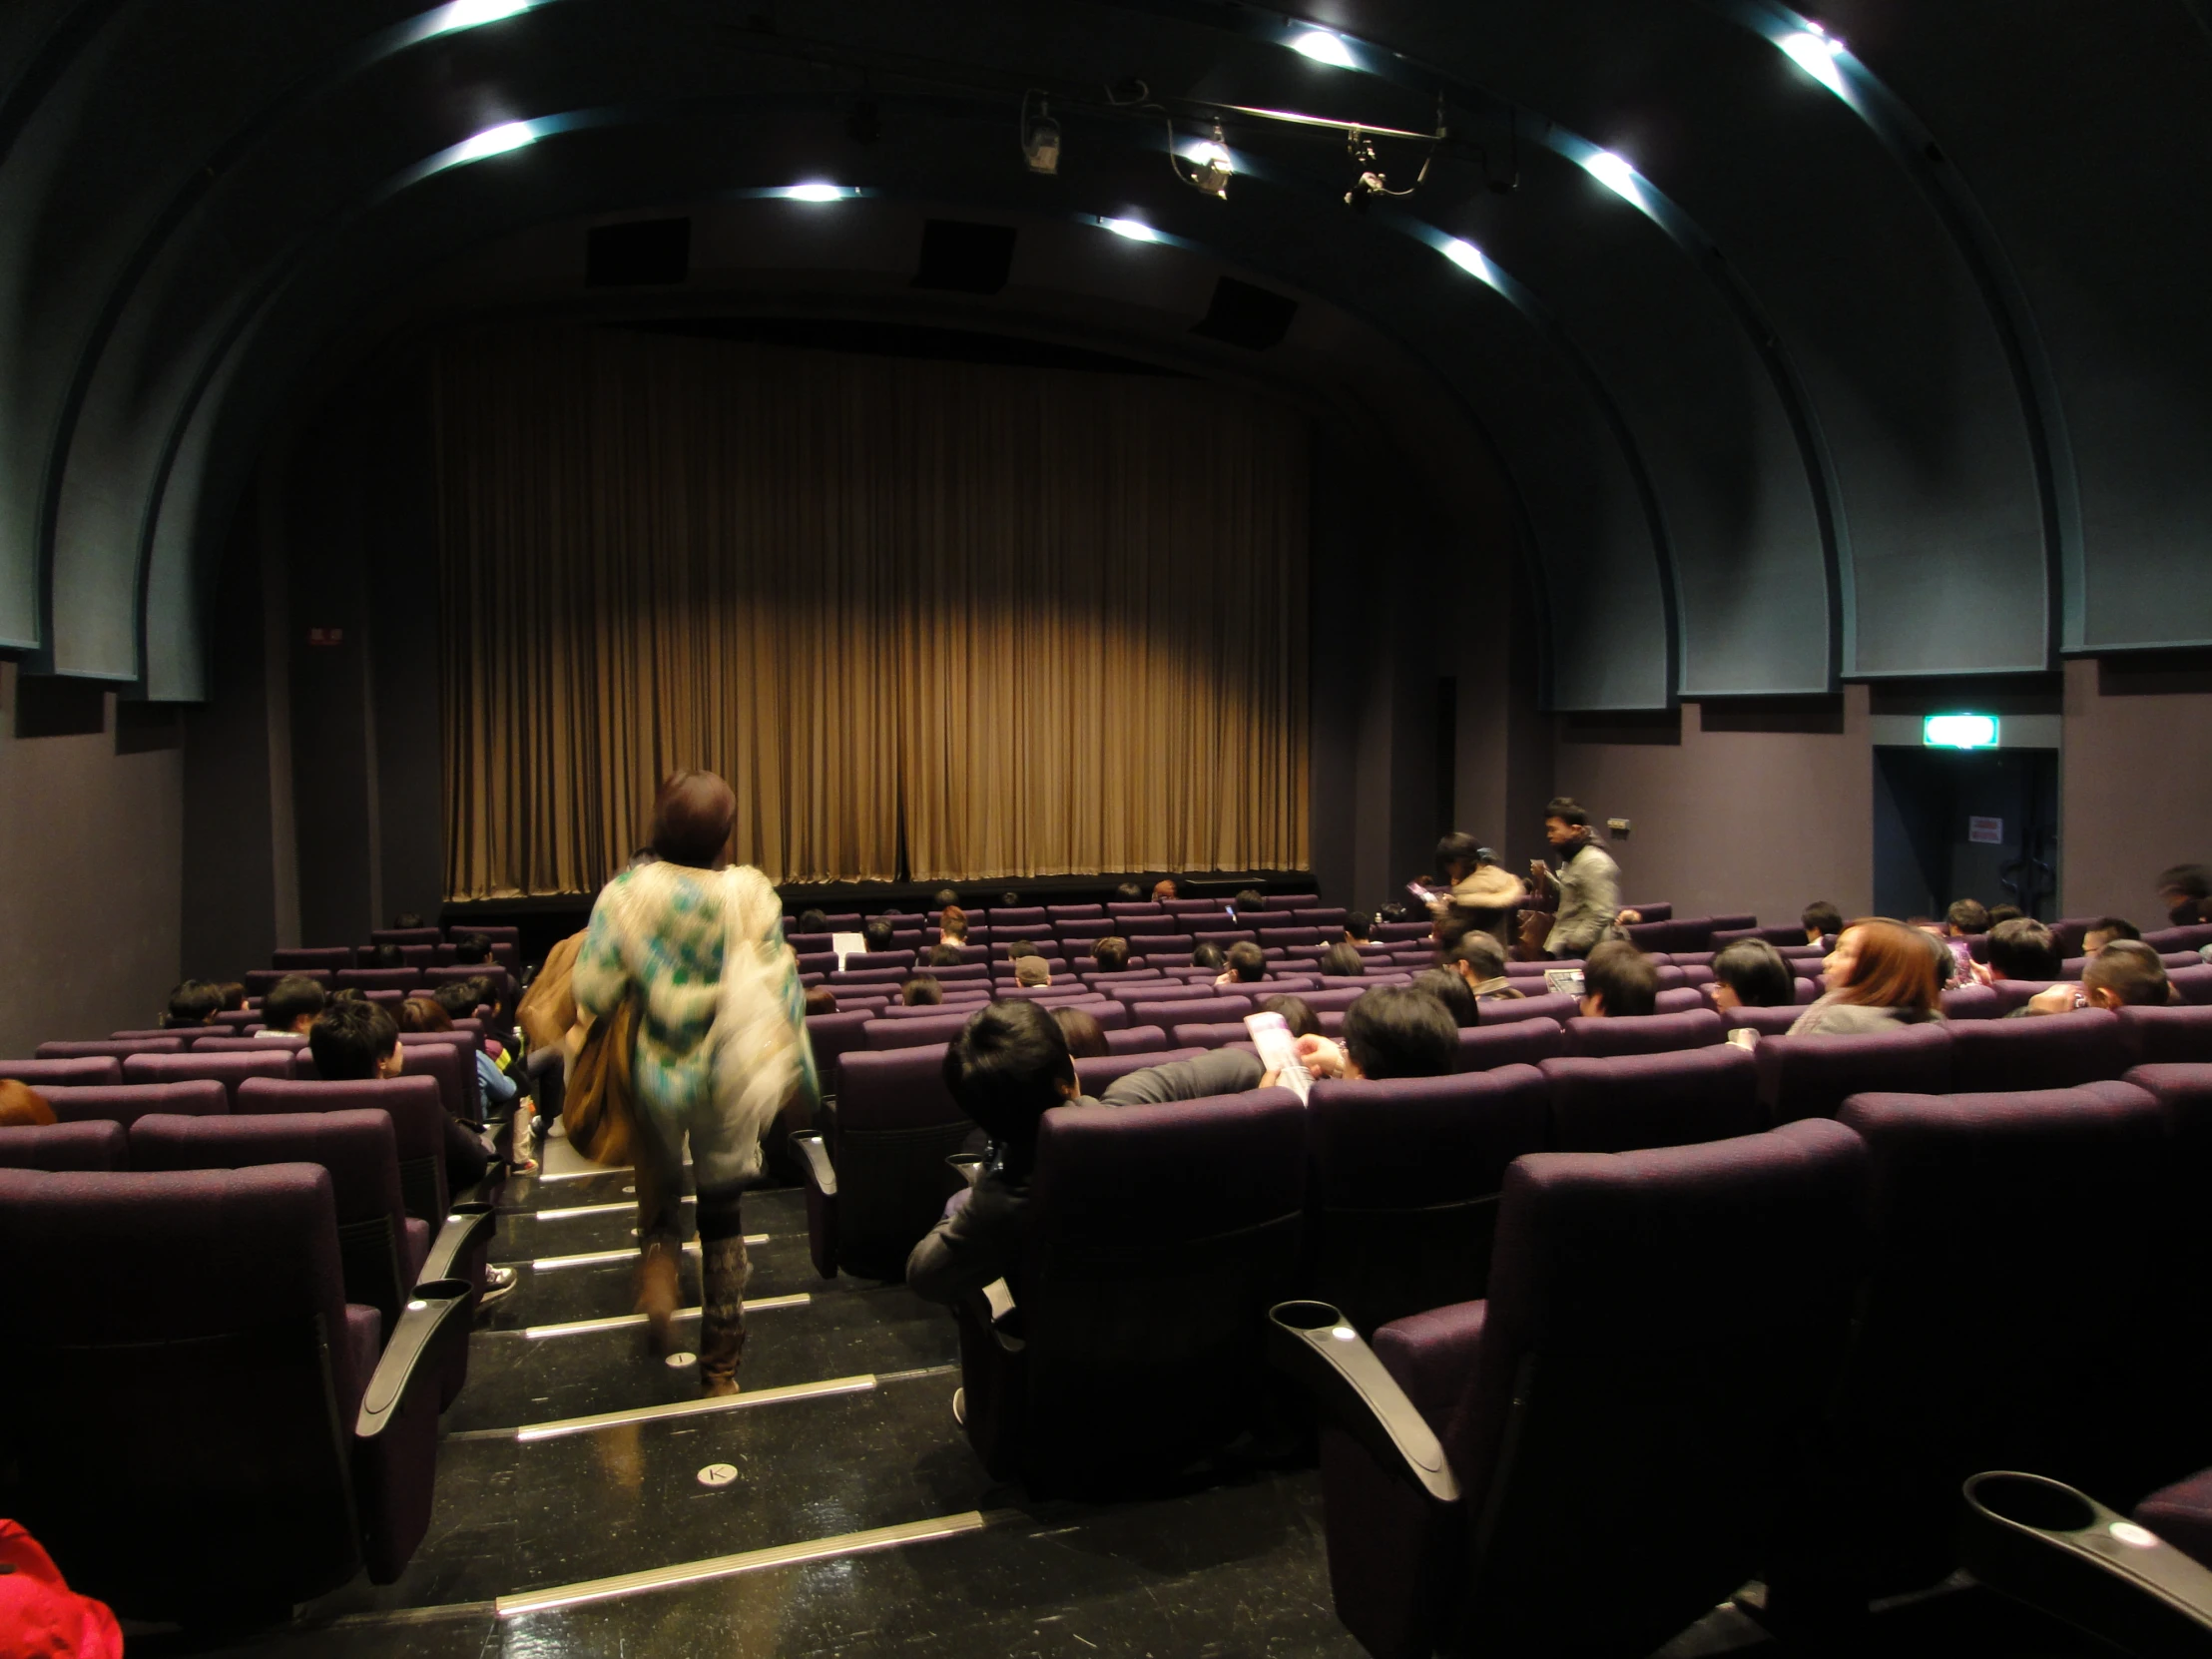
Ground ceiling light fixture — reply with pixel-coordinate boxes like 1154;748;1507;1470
1290;30;1358;68
1175;121;1234;199
450;120;538;164
1021;91;1062;175
1581;149;1642;204
1441;238;1498;286
420;0;530;38
776;183;851;202
1101;217;1158;242
1778;28;1850;95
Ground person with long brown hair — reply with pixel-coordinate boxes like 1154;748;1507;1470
1787;917;1945;1036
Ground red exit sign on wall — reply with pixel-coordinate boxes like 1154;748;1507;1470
1968;817;2003;844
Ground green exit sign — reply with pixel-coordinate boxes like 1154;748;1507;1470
1924;713;1999;750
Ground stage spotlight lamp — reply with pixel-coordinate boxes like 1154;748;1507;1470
778;182;850;202
1023;95;1062;175
1102;217;1158;242
1582;149;1641;204
1290;30;1358;68
1186;124;1233;199
1778;27;1850;95
451;121;537;164
1441;238;1496;285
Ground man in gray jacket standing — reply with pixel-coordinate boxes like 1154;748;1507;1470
1531;797;1622;958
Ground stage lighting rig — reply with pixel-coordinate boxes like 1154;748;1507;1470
1021;90;1061;174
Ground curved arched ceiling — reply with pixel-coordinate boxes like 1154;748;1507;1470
2;0;2208;707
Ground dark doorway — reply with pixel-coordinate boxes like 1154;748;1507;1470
1873;748;2060;921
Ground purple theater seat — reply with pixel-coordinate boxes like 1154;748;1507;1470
806;1012;875;1094
1193;929;1257;949
1169;1022;1250;1049
35;1037;185;1060
1118;914;1173;935
1793;976;1822;1003
2134;1469;2212;1570
1309;1065;1550;1332
1266;893;1320;909
1047;903;1104;920
335;968;421;994
875;1001;973;1019
865;1012;982;1050
2170;965;2212;1005
1540;1045;1761;1152
275;946;352;971
194;1034;304;1052
991;907;1047;928
1104;1025;1169;1054
2115;1004;2212;1065
1561;1008;1727;1059
1945;1008;2129;1092
1074;1048;1204;1095
1940;984;2003;1020
955;1089;1307;1497
1163;899;1228;917
1294;1118;1867;1659
246;968;329;997
2145;924;2212;953
0;1163;469;1611
1622;900;1672;922
1113;981;1235;1007
1653;986;1707;1015
1297;987;1368;1014
1259;927;1324;950
794;1044;972;1281
40;1080;230;1129
1374;922;1432;942
0;1056;122;1088
1987;978;2069;1015
1475;992;1578;1027
1132;994;1253;1028
237;1076;458;1230
1054;920;1113;943
1624;919;1675;952
292;1039;475;1126
1108;902;1164;919
840;950;916;973
0;1119;128;1170
1295;908;1349;928
1719;1004;1805;1038
1829;1082;2170;1591
369;927;442;948
1753;1025;1954;1124
1454;1018;1566;1072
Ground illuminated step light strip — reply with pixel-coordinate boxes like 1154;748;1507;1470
513;1372;878;1441
525;1236;769;1271
518;1294;812;1339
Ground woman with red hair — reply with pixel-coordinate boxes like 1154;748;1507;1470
1788;917;1945;1035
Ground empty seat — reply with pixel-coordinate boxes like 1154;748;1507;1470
1308;1065;1549;1332
1132;994;1252;1028
1294;907;1349;928
1940;984;2004;1020
991;907;1047;928
0;1164;469;1615
40;1080;230;1129
274;947;351;972
1561;1008;1726;1059
866;1011;985;1050
0;1057;122;1088
2171;965;2212;1005
2115;1004;2212;1066
0;1120;128;1170
1055;919;1113;942
1540;1045;1761;1153
1755;1025;1955;1124
953;1089;1306;1496
1946;1008;2129;1092
1265;893;1319;909
35;1037;185;1060
369;927;442;948
194;1034;304;1052
1104;1025;1169;1054
794;1045;972;1281
1169;1022;1251;1050
1259;927;1324;949
1046;903;1104;920
1192;929;1256;948
1288;1118;1867;1658
1475;992;1578;1026
1453;1017;1566;1072
1653;986;1707;1015
1074;1048;1204;1095
335;968;419;993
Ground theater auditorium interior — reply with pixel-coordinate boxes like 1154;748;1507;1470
4;0;2212;1654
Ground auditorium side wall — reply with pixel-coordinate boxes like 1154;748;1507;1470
2059;656;2212;921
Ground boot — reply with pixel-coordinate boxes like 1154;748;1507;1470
635;1240;680;1358
697;1232;751;1397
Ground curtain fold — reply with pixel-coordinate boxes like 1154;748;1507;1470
436;323;1308;896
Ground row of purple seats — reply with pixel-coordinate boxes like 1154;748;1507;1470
244;964;512;1001
277;940;520;974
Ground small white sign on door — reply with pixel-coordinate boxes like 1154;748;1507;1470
1967;817;2003;844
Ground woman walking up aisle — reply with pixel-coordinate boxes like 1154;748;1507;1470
573;771;820;1397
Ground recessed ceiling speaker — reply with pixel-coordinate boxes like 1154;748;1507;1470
586;218;692;286
1191;276;1298;350
912;220;1017;294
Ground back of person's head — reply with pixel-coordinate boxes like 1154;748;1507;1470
263;974;327;1033
2085;916;2141;951
1000;889;1021;908
220;982;248;1011
1320;941;1365;977
1544;796;1590;830
1115;880;1144;902
1411;968;1478;1028
927;942;965;966
1802;900;1843;939
1259;994;1319;1039
797;907;830;933
453;931;492;964
804;985;838;1016
1343;910;1374;942
1053;1006;1109;1059
1191;942;1226;969
942;1000;1074;1147
394;912;424;930
430;980;480;1019
862;917;894;951
939;904;968;939
1342;986;1458;1080
649;769;737;867
370;942;404;969
1987;916;2062;980
1945;898;1991;936
1152;877;1179;901
2158;863;2212;902
1090;935;1130;972
0;1079;56;1128
1014;956;1050;988
2084;939;2169;1007
162;978;225;1028
1833;918;1943;1014
932;887;959;909
330;987;365;1005
397;994;453;1032
1007;939;1040;961
1234;887;1268;917
901;974;943;1007
310;999;399;1081
1712;939;1794;1008
1581;940;1659;1017
1438;923;1506;983
1377;901;1408;924
1227;940;1267;982
1434;830;1483;872
1987;903;2023;926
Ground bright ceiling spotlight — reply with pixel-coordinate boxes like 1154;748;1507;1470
1440;238;1496;284
450;121;537;164
420;0;529;38
1290;30;1358;68
1102;217;1158;242
777;182;850;202
1581;149;1641;204
1182;123;1234;199
1778;28;1850;95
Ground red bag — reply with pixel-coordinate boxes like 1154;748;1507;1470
0;1520;123;1659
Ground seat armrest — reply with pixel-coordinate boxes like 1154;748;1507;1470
947;1152;986;1190
794;1132;837;1196
355;1279;472;1440
418;1200;495;1286
1269;1300;1461;1505
1960;1471;2212;1657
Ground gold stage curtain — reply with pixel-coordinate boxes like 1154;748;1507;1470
436;323;1309;896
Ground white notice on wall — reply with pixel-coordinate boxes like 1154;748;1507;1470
1967;817;2003;844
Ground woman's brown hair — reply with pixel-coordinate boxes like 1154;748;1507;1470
1833;918;1942;1015
939;904;968;940
397;994;454;1032
0;1079;56;1128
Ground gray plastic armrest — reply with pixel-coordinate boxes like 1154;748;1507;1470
1269;1300;1460;1505
419;1200;495;1285
795;1132;837;1197
356;1279;471;1440
1961;1471;2212;1657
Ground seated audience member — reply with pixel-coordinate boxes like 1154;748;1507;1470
1945;898;1990;938
937;904;969;944
999;890;1021;908
927;942;966;968
1191;942;1227;971
258;973;327;1037
797;907;830;934
1987;903;2023;926
1711;939;1795;1011
862;917;895;953
1006;940;1042;963
1115;881;1145;902
1376;902;1408;924
0;1079;56;1127
1090;936;1131;973
905;1002;1263;1302
1788;918;1943;1035
1014;956;1051;988
219;982;248;1011
2157;863;2212;926
1802;900;1843;945
933;887;959;910
1411;968;1478;1028
1343;910;1374;944
1319;941;1366;977
2019;938;2172;1016
901;975;944;1007
1220;941;1269;985
804;986;838;1017
1053;1006;1109;1059
2083;916;2141;955
399;995;518;1114
1295;986;1459;1081
431;976;499;1023
394;912;426;930
1578;940;1659;1018
1233;887;1269;919
1258;994;1320;1039
1152;877;1180;902
453;931;493;964
1982;916;2062;981
160;978;226;1029
1438;924;1521;1000
369;943;406;970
